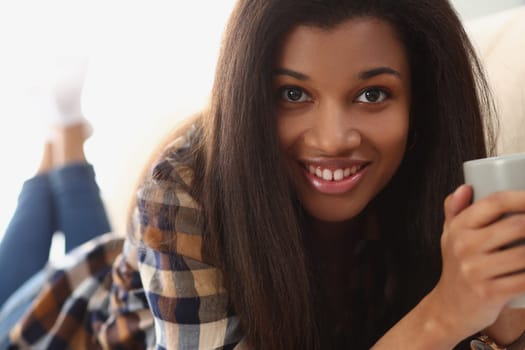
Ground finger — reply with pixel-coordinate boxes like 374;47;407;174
479;244;525;280
444;185;473;224
490;269;525;302
454;191;525;229
481;214;525;253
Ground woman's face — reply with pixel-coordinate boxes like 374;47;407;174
275;17;411;224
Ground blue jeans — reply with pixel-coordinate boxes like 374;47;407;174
0;163;111;307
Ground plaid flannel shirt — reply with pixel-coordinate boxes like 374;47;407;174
7;135;246;349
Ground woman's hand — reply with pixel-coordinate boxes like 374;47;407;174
371;185;525;350
429;185;525;341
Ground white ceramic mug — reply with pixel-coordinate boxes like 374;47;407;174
463;153;525;308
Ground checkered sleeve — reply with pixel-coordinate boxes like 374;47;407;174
6;233;137;349
131;145;245;349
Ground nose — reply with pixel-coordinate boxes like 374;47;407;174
304;103;361;155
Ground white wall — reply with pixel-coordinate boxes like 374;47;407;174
0;1;237;242
451;0;525;19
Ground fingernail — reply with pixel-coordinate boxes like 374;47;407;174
453;185;463;197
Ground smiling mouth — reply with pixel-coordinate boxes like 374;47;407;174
304;163;368;182
298;161;370;195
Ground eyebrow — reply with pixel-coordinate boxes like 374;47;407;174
274;68;310;81
274;66;401;81
358;67;401;80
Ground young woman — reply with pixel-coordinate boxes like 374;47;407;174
5;1;525;349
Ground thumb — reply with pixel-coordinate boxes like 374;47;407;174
444;184;473;223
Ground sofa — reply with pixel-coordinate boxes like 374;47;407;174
465;5;525;155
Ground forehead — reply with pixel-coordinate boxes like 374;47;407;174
277;17;409;78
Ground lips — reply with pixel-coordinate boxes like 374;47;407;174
299;159;370;195
307;163;367;181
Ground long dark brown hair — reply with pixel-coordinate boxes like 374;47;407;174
171;0;497;348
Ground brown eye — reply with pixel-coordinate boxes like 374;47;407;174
356;87;389;103
365;90;381;102
280;86;311;103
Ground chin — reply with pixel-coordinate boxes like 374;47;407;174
302;199;367;223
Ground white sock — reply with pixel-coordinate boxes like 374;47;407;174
20;56;92;142
51;56;90;126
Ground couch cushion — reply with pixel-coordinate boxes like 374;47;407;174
466;6;525;155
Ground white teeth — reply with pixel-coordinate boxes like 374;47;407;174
308;164;364;181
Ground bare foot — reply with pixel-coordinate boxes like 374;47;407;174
52;122;91;167
36;142;54;175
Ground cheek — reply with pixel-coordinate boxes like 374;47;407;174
366;111;409;164
277;116;306;150
383;123;408;151
379;119;409;168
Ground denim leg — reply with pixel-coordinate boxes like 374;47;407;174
49;163;111;252
0;175;55;307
